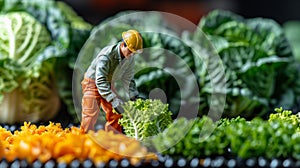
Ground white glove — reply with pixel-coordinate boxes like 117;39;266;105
111;98;123;108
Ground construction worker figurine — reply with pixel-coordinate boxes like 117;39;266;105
80;29;143;133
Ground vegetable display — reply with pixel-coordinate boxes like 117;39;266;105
1;2;300;166
0;122;156;165
191;10;300;118
0;0;92;123
151;108;300;160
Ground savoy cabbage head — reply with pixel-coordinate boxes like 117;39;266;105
193;10;300;118
0;0;92;123
0;11;59;123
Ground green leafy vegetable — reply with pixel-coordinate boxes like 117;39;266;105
118;99;172;141
192;9;300;118
0;12;60;123
152;116;228;160
0;0;92;123
0;12;51;66
152;108;300;160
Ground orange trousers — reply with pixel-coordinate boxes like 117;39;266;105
80;77;122;133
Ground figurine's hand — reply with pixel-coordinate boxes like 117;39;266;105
111;98;123;108
130;96;137;101
114;105;124;114
130;95;146;101
137;96;146;100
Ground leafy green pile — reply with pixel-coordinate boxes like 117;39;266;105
0;0;92;123
118;99;172;141
192;10;300;118
151;108;300;160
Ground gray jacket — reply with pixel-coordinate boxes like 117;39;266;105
85;43;139;107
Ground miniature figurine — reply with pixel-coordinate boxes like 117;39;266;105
80;29;143;133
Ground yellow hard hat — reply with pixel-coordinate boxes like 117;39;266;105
122;29;143;53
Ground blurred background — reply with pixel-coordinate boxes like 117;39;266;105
60;0;300;27
57;0;300;119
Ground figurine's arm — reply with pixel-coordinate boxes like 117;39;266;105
122;58;139;100
95;56;119;107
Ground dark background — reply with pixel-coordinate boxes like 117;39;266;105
59;0;300;26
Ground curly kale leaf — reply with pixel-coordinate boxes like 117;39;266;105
118;99;172;141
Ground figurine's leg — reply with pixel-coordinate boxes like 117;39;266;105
100;97;122;134
80;78;101;133
81;92;101;132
